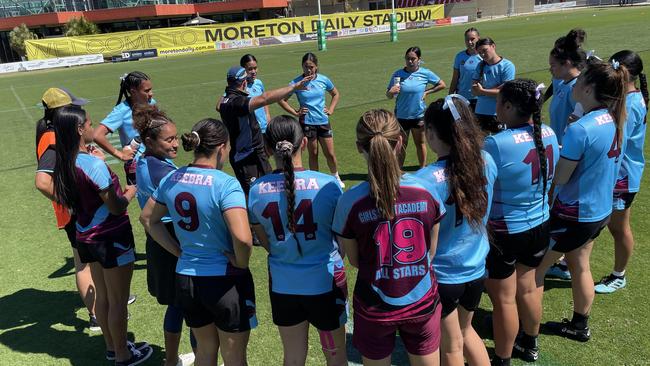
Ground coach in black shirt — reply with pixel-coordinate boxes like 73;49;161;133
219;66;313;194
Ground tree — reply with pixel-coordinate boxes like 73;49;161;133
64;17;100;37
9;23;37;59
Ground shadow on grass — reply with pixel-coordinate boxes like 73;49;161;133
543;278;572;291
0;288;162;365
49;252;148;279
340;173;367;182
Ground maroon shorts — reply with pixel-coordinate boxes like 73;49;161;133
352;304;442;360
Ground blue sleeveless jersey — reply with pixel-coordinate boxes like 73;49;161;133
413;151;497;284
453;50;482;100
553;109;625;222
615;91;647;194
549;77;578;144
135;155;177;222
248;169;344;295
472;58;515;116
387;67;441;119
153;165;247;276
485;123;560;233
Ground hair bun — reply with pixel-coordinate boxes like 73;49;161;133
181;131;200;151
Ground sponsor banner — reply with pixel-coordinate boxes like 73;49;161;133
215;38;260;50
121;48;157;61
451;16;469;24
157;44;215;56
259;34;302;46
25;5;443;60
534;1;576;11
435;17;452;25
0;53;103;74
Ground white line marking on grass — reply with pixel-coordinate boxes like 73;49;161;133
10;85;33;122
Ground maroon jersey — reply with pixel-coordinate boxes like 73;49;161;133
333;175;445;324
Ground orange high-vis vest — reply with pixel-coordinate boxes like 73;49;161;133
37;131;71;229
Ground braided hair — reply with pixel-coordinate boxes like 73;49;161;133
264;115;305;255
116;71;150;106
500;79;549;201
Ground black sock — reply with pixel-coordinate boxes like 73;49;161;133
571;312;589;329
491;355;511;366
521;333;538;349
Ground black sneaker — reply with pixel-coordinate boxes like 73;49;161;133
546;318;591;342
513;336;539;362
114;344;153;366
106;341;150;361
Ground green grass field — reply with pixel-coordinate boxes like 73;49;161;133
1;6;650;365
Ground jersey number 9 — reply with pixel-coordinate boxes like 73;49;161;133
175;192;199;232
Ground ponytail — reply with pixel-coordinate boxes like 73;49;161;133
640;73;649;108
609;50;648;110
116;71;150;106
264;115;305;255
584;60;629;146
356;109;402;220
424;97;487;229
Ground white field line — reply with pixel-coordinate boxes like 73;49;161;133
10;85;33;122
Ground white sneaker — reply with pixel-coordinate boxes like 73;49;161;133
176;353;195;366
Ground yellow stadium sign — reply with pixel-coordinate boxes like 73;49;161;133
26;5;443;60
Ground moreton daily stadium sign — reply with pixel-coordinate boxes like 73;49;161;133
25;5;444;60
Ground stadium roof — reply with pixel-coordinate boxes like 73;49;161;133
0;0;288;31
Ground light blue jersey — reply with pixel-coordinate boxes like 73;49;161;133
453;51;482;100
135;155;177;222
388;67;441;120
472;58;516;116
248;169;344;295
485;123;560;233
615;91;647;194
247;78;268;132
289;74;334;125
101;99;157;148
553;109;623;222
414;152;497;284
549;77;578;144
153;165;247;276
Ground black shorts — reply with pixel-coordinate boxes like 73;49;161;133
76;229;136;269
397;118;425;132
613;191;637;210
475;114;505;134
301;123;333;139
487;221;550;280
63;215;77;249
176;272;257;332
146;222;179;305
231;153;272;195
270;281;348;331
438;277;485;317
549;215;609;253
